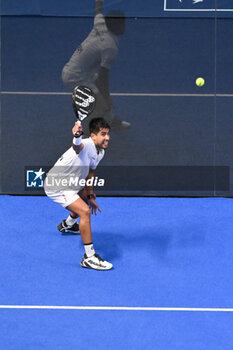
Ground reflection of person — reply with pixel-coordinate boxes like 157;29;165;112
62;0;130;135
44;118;113;270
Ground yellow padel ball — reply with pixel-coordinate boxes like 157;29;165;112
196;77;205;87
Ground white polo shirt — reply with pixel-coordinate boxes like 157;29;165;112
44;138;104;192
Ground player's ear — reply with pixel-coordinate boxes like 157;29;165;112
90;132;97;140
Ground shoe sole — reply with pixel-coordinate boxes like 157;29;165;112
62;230;80;235
80;262;113;271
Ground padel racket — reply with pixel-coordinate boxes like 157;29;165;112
72;85;95;136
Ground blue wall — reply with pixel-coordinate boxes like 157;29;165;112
1;10;233;195
1;0;233;17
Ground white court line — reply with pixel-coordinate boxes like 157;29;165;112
1;91;233;97
0;91;70;95
0;305;233;312
112;93;233;97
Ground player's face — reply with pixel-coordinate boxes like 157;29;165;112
92;128;110;150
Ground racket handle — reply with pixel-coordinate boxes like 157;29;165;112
74;120;83;137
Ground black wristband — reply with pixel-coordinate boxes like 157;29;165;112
87;194;95;200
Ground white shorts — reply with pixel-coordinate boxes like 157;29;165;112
45;189;80;208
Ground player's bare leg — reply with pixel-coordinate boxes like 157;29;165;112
66;198;92;244
57;190;87;236
66;198;113;270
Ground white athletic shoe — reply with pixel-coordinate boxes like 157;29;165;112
80;253;113;271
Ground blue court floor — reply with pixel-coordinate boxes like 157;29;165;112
0;195;233;349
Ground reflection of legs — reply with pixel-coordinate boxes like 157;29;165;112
83;88;131;135
83;91;114;136
93;92;113;118
62;67;113;136
62;66;130;136
62;67;79;92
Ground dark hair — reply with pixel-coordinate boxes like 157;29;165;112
105;10;125;36
89;117;110;134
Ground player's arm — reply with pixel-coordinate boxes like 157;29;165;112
85;169;101;215
72;122;84;154
94;0;103;16
85;168;96;198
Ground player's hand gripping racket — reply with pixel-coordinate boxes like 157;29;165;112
72;85;96;137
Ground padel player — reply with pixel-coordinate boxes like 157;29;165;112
44;118;112;271
62;0;130;134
